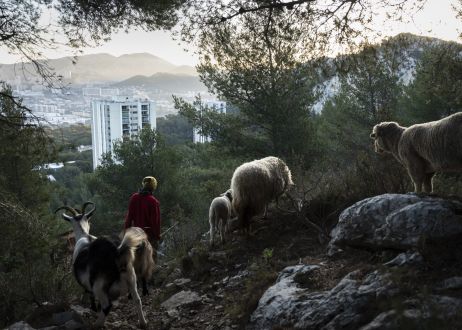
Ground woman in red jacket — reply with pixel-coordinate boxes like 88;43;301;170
124;176;161;249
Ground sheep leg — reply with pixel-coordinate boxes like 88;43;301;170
407;164;425;193
219;218;226;245
238;204;252;235
209;217;216;247
241;213;252;237
88;292;97;312
92;279;111;328
142;278;149;296
423;173;435;193
127;266;147;328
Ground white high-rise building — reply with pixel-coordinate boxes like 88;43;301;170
91;98;156;169
193;100;226;143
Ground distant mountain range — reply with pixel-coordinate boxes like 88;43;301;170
114;72;206;92
0;53;197;85
1;33;458;99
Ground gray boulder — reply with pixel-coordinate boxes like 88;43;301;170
8;321;35;330
360;295;462;329
329;193;462;253
249;265;397;329
161;290;202;310
383;251;423;267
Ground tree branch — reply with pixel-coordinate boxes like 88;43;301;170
219;0;316;23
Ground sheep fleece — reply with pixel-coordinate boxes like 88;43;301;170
231;156;293;219
374;112;462;192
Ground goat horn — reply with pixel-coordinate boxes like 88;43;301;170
54;206;79;216
82;201;95;218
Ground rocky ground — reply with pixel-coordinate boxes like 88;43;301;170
9;193;462;330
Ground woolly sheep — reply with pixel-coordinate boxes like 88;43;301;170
370;112;462;193
230;156;293;232
209;189;233;246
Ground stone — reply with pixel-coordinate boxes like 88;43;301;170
383;251;424;267
249;265;397;329
173;278;191;287
63;319;85;329
329;194;462;253
8;321;36;330
208;251;227;262
161;290;202;310
167;309;180;319
68;305;91;318
435;277;462;291
360;295;462;329
163;267;182;284
25;303;68;329
227;270;250;288
358;310;399;330
51;311;74;325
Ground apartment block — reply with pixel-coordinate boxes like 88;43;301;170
91;98;156;169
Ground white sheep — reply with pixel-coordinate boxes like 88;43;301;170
209;189;233;246
230;156;293;233
371;112;462;193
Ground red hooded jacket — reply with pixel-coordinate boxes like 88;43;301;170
124;191;161;240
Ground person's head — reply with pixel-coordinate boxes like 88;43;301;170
142;176;157;191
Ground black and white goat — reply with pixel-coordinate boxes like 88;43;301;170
56;202;148;328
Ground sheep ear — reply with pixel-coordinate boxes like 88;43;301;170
370;132;376;139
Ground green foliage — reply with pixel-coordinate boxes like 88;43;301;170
318;43;404;165
400;42;462;123
156;114;193;145
0;85;55;212
262;248;274;264
0;86;79;326
57;0;185;46
224;259;278;325
180;1;423;60
48;165;93;212
177;9;322;164
48;124;92;149
0;188;76;327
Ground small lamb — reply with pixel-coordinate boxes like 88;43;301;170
209;189;233;246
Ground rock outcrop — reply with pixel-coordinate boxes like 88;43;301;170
329;193;462;254
249;265;396;329
250;194;462;329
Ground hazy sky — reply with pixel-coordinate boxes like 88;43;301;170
0;0;460;66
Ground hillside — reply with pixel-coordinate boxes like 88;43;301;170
114;72;207;92
0;53;197;85
313;33;452;112
11;193;462;329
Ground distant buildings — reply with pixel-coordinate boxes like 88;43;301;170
91;97;156;169
193;100;226;143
